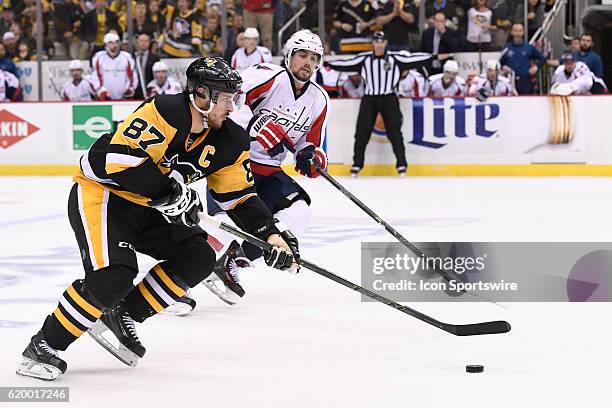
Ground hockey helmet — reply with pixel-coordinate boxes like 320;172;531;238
443;60;459;73
103;32;120;44
486;60;501;71
68;60;83;71
244;27;259;39
186;57;243;102
283;29;324;71
152;61;169;72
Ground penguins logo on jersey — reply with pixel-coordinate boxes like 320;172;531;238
160;154;205;184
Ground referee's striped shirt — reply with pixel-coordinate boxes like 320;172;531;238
326;51;433;96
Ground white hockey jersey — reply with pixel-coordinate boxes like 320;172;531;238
62;77;96;101
551;62;605;95
397;70;428;97
0;69;20;101
231;46;273;73
428;73;466;97
90;50;138;100
146;77;183;96
467;74;515;97
230;63;329;173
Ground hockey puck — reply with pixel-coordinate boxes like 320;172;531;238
466;365;484;373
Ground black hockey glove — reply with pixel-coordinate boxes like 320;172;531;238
476;88;489;103
264;230;300;274
295;145;327;178
148;179;203;227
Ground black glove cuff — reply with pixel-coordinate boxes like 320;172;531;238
251;220;281;241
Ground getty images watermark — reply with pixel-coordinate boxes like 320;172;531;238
361;242;612;302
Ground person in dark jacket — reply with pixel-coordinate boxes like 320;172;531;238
500;23;544;94
80;0;122;55
575;33;603;78
419;12;460;75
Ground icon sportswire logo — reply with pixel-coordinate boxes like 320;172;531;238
0;109;40;149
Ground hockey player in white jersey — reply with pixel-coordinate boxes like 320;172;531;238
468;60;516;100
397;69;428;98
174;29;329;310
550;51;608;96
428;60;466;97
231;28;273;73
62;60;96;102
90;33;138;101
146;61;183;96
0;67;22;101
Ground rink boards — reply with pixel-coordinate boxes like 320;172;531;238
0;95;611;176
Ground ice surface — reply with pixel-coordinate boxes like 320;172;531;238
1;176;611;407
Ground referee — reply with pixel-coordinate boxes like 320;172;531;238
325;31;433;177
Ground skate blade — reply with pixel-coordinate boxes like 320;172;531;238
16;357;61;381
87;321;139;367
202;277;238;305
162;302;194;316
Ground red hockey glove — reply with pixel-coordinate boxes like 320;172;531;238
249;114;295;157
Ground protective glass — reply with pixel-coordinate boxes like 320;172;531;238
215;91;245;110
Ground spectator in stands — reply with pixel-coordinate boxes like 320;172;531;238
133;33;159;99
375;0;412;51
81;0;122;56
0;43;18;77
550;51;607;95
0;6;15;37
231;27;271;72
468;59;515;98
419;12;459;75
0;66;22;101
110;0;134;21
201;17;222;56
500;23;544;94
162;0;203;57
13;42;37;62
62;60;96;102
51;0;88;60
147;61;183;96
514;0;543;40
490;0;515;50
425;0;464;32
2;31;17;59
224;13;245;62
332;0;376;53
242;0;274;50
466;0;494;52
342;73;365;98
147;0;166;35
90;32;138;100
570;36;580;53
121;0;157;43
575;33;603;79
397;69;428;98
428;60;466;97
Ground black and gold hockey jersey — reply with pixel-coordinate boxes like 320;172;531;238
76;92;271;235
161;8;202;57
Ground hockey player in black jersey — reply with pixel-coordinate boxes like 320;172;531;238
16;57;299;381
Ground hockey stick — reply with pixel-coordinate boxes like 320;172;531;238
312;163;502;306
199;213;511;336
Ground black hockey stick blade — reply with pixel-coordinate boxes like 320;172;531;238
200;213;512;337
444;320;512;336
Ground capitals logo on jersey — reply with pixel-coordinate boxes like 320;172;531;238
230;63;329;169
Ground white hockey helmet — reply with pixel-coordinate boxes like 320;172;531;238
283;29;324;71
486;60;501;71
152;61;169;72
244;27;259;39
103;32;120;44
68;59;83;71
443;60;459;73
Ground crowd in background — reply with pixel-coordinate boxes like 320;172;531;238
0;0;607;102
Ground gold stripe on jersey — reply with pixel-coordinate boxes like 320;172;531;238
54;308;85;337
67;284;103;319
207;150;253;194
108;99;179;168
74;173;151;207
